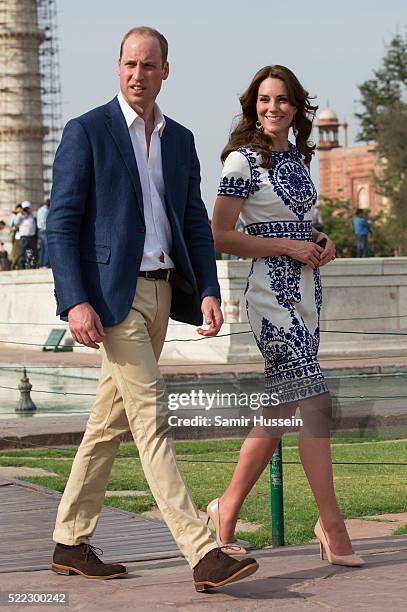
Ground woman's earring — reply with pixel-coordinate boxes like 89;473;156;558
255;120;264;132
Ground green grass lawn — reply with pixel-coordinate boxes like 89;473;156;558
1;437;407;548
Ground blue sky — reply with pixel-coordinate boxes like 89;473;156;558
57;0;405;214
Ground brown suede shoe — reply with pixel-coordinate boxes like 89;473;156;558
52;543;127;579
193;547;258;592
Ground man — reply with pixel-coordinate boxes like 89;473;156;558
352;208;369;257
47;27;258;591
37;198;50;268
15;201;37;269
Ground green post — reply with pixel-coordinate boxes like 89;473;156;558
270;440;284;546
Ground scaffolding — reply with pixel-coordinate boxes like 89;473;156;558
37;0;62;201
0;0;62;228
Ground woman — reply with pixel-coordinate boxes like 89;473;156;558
210;65;363;566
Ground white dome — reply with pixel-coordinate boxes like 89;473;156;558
317;105;339;123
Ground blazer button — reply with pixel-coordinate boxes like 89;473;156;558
138;227;145;234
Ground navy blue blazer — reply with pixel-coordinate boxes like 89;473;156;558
47;97;220;327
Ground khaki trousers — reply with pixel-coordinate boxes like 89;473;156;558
53;278;217;568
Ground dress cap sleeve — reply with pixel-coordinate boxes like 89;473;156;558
217;150;252;198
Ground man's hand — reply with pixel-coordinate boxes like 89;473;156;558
317;234;336;267
197;296;224;337
68;302;105;349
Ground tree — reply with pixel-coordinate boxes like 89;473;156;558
318;195;395;258
356;31;407;254
374;102;407;254
318;195;356;257
356;32;407;143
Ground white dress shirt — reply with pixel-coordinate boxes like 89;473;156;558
36;204;49;231
117;92;174;271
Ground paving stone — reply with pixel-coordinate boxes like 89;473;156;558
344;513;407;539
0;466;57;477
105;490;150;497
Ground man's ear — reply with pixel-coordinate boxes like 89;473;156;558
163;61;170;81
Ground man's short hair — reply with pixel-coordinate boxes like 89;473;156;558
119;26;168;64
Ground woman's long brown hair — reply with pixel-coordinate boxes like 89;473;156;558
221;65;318;168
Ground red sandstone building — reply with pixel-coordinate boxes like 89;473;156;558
315;105;387;215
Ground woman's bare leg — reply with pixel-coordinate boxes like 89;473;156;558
218;391;353;554
299;392;353;555
218;430;280;543
218;403;296;543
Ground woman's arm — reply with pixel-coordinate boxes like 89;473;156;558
212;195;324;268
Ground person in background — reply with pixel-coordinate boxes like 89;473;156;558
15;201;38;269
9;205;22;270
0;220;7;254
0;241;10;271
352;208;369;257
37;198;50;268
0;221;10;270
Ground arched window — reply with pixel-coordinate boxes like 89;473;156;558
357;186;369;209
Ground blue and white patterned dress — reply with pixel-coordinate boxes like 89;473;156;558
218;142;328;404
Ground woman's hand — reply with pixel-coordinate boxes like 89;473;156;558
317;234;336;266
285;240;324;268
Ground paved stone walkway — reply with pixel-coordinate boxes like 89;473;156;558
1;535;406;611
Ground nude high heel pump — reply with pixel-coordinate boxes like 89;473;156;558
314;518;364;567
206;498;246;555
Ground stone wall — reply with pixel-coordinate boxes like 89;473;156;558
0;258;406;362
318;144;385;214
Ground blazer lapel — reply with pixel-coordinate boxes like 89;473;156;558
104;98;144;218
161;119;178;209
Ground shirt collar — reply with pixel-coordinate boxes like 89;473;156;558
117;91;166;136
